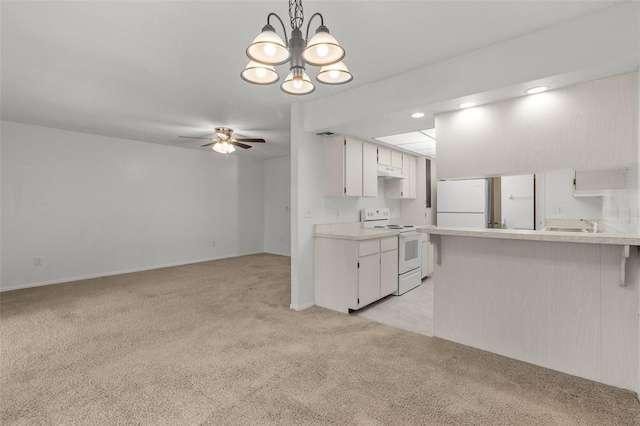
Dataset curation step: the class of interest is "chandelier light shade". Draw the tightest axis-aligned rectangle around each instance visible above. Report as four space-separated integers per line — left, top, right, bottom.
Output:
302 28 345 66
246 25 290 65
281 70 315 95
241 0 352 95
316 61 353 85
212 142 236 154
241 61 279 85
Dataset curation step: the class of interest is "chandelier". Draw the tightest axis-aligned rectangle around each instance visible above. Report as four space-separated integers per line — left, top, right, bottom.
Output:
241 0 353 95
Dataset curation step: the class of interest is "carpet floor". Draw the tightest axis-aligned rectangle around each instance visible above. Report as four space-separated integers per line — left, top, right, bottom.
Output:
1 253 639 425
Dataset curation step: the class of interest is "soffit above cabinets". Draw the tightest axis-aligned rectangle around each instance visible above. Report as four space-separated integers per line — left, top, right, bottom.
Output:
374 129 437 159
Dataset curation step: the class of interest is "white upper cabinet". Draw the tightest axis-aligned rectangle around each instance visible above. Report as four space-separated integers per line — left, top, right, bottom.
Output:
408 155 417 199
377 146 391 166
385 152 417 199
324 136 378 197
344 137 363 197
324 135 362 197
391 150 403 169
362 142 378 197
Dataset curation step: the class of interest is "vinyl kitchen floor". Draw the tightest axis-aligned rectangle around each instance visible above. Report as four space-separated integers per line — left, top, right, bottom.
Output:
354 277 434 336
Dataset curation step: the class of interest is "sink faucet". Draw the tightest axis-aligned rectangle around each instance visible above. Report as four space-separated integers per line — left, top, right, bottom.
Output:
580 219 599 233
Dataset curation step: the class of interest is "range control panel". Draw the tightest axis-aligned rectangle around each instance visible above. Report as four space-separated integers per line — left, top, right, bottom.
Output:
361 208 391 222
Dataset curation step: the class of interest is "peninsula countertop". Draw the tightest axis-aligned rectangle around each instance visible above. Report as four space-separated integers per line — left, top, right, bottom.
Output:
417 225 640 246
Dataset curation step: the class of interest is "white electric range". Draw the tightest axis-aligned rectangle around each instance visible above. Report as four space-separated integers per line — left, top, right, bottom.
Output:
361 208 422 295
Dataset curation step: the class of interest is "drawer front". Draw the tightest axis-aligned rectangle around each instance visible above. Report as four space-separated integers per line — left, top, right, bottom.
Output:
358 239 379 257
380 236 398 252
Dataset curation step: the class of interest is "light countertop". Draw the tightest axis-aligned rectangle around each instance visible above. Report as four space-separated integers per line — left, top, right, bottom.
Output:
417 225 640 246
314 222 401 241
314 228 399 241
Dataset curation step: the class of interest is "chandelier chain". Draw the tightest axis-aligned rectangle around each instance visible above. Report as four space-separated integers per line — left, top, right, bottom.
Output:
289 0 304 29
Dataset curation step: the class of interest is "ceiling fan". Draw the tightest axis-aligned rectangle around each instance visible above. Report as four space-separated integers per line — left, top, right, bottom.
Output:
179 127 265 154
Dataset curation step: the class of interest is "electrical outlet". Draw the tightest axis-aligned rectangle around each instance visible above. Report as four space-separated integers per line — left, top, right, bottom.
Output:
553 206 563 214
304 208 312 218
336 209 340 217
285 205 290 212
34 257 42 266
212 241 216 247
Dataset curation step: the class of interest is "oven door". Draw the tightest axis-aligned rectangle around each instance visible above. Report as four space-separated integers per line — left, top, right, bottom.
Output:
398 231 421 274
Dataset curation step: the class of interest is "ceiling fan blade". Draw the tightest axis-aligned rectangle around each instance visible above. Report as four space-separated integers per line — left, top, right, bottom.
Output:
179 136 215 141
231 142 252 149
200 142 216 148
234 138 265 143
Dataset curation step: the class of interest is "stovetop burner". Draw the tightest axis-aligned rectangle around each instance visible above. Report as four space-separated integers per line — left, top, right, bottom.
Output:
373 224 416 231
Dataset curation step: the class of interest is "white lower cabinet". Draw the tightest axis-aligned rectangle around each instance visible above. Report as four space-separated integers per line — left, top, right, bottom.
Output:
314 236 398 313
358 252 380 308
380 236 399 296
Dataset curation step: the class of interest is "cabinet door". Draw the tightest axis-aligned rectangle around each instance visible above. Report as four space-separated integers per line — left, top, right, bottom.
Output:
362 142 378 197
358 253 380 308
380 248 399 296
378 146 391 166
323 136 345 197
409 155 417 199
344 137 363 197
400 154 411 199
391 151 403 169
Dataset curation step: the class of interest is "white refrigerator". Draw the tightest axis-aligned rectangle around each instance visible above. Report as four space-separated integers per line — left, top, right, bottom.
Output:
437 179 488 228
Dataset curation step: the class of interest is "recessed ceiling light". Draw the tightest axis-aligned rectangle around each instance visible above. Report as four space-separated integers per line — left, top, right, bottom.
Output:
459 102 476 109
411 112 425 118
525 86 549 95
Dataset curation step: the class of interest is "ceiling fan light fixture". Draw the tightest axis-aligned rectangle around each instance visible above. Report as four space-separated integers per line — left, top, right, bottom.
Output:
316 61 352 84
246 25 290 65
302 27 345 66
212 141 236 154
241 61 279 85
281 70 315 95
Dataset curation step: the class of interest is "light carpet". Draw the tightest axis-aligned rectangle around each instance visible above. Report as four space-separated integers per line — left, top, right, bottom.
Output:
1 253 639 425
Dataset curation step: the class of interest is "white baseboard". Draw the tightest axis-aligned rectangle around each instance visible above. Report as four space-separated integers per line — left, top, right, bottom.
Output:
290 301 315 311
0 251 265 292
264 251 291 257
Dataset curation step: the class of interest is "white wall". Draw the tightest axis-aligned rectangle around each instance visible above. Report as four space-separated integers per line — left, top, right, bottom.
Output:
264 156 291 256
543 169 602 221
1 121 265 291
401 157 437 226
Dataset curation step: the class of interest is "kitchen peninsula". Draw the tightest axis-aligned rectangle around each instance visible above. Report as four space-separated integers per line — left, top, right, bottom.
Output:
419 225 640 391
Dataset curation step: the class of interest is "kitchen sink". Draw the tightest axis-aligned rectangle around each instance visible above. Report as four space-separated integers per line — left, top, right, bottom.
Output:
544 227 594 233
